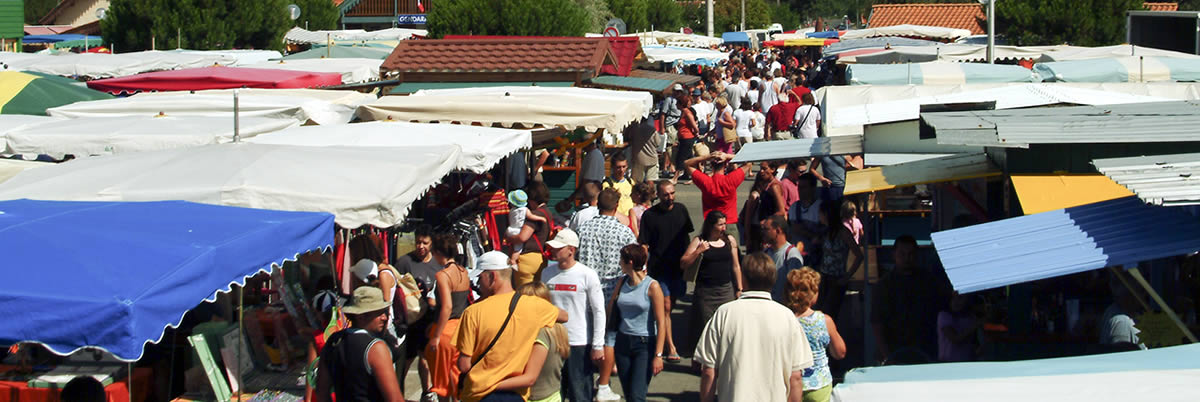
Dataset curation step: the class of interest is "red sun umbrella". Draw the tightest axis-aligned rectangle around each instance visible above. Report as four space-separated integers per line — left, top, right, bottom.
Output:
86 66 342 94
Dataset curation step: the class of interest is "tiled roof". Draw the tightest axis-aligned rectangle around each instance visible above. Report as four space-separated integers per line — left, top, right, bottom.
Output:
1144 2 1179 11
381 38 617 75
868 3 985 35
442 36 640 76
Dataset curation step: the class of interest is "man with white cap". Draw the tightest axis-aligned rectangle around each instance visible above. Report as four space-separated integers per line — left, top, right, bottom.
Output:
539 229 606 402
314 286 404 402
457 251 569 402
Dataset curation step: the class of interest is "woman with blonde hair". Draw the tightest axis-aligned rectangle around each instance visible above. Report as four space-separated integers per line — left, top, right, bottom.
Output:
786 268 846 402
492 282 570 402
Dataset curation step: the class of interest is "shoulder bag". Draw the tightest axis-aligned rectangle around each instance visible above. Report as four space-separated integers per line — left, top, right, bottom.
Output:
457 293 522 396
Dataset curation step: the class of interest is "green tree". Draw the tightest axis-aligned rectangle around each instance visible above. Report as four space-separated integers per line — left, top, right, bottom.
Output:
102 0 292 51
714 0 770 32
294 0 341 31
24 0 58 24
645 0 684 31
575 0 614 33
608 0 649 32
997 0 1142 46
768 2 803 30
427 0 589 38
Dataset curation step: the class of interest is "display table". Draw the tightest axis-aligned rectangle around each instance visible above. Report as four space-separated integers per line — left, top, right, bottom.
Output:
0 366 152 402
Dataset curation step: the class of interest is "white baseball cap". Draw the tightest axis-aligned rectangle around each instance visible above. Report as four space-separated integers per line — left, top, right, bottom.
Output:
350 259 378 282
545 228 580 249
476 251 514 271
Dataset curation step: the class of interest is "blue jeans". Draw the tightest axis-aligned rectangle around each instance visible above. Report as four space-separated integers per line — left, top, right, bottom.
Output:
562 345 594 401
614 333 655 402
479 390 524 401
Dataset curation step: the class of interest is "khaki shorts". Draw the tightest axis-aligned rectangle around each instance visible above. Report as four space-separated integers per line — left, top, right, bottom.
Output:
632 161 660 183
665 125 679 146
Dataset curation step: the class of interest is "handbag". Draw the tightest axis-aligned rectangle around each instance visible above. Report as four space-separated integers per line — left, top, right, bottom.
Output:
458 293 522 396
395 273 424 324
791 106 815 138
605 276 628 333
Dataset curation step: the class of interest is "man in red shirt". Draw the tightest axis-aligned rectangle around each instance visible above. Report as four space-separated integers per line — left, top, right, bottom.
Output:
766 90 802 141
683 151 751 241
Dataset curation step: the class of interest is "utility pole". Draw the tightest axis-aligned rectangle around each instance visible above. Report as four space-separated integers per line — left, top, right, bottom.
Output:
741 0 746 31
707 0 714 37
986 0 995 64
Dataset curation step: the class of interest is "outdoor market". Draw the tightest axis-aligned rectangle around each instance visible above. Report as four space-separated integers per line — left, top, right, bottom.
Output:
1 0 1200 401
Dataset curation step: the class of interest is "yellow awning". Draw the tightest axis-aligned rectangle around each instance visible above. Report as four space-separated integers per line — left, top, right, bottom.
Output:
1010 174 1134 215
845 153 999 195
785 38 833 47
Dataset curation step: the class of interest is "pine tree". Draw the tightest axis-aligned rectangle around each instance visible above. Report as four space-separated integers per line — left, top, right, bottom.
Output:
101 0 292 51
427 0 589 38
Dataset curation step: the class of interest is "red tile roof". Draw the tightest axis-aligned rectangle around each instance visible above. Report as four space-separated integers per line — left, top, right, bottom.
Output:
24 25 74 36
1144 2 1179 11
868 3 986 35
441 36 641 76
381 38 618 76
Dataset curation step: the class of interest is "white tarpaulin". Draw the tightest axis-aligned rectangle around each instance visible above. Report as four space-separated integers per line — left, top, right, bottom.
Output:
833 344 1200 402
248 121 531 173
358 95 643 139
241 58 382 84
170 49 283 66
0 115 61 132
411 86 654 118
284 27 426 44
839 24 972 41
1038 45 1200 62
3 50 238 78
844 44 1051 64
614 31 722 48
2 116 299 158
641 45 729 65
0 143 462 228
817 82 1200 136
0 159 50 184
48 89 374 125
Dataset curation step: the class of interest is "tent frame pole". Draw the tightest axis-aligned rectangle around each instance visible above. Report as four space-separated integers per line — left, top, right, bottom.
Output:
237 285 245 400
128 362 133 402
1125 266 1198 343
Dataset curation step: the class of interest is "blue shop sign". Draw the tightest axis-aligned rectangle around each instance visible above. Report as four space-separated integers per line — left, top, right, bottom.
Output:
397 14 427 25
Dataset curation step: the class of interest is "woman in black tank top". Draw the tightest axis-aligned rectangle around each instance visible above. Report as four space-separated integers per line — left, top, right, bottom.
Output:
679 211 744 352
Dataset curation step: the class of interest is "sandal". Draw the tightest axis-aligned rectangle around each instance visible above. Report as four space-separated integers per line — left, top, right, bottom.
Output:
665 353 683 363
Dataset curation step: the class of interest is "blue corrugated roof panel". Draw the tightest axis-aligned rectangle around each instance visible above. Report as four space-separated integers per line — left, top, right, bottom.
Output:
931 196 1200 293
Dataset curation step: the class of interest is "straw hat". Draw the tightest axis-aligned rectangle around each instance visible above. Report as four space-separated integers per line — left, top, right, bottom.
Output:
342 286 392 315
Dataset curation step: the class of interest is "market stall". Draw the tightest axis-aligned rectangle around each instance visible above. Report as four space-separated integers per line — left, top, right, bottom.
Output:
241 58 383 84
838 24 973 41
48 89 373 125
1034 56 1200 83
85 67 343 94
1 50 239 79
247 121 532 174
0 143 461 228
846 61 1037 85
279 45 392 60
0 71 112 115
1 115 299 158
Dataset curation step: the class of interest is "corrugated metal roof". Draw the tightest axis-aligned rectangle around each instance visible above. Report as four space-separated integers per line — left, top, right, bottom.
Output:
1093 152 1200 206
730 135 863 163
925 100 1200 147
1011 174 1134 214
586 76 674 93
863 153 954 166
0 0 22 39
845 153 998 195
931 196 1200 293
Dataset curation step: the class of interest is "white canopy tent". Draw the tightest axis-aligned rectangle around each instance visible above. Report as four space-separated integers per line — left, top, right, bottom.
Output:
248 121 531 174
169 49 283 66
0 159 50 184
617 31 723 48
284 27 426 44
2 116 299 158
640 45 730 65
2 50 238 79
817 82 1200 136
843 44 1052 64
411 86 654 117
48 89 374 125
1038 45 1200 62
241 58 382 84
839 24 973 41
0 143 462 228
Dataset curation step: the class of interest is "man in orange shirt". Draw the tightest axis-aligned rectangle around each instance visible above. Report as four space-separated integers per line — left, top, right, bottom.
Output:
684 151 751 241
455 252 569 402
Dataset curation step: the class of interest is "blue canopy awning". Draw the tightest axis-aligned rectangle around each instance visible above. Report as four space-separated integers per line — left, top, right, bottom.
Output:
0 199 334 361
23 34 102 44
806 30 840 39
931 196 1200 293
721 32 751 44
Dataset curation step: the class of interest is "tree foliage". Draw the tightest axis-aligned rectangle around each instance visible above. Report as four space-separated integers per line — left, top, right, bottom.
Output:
294 0 341 31
427 0 590 38
575 0 614 33
24 0 58 24
996 0 1142 46
713 0 771 32
101 0 291 51
608 0 649 32
645 0 685 31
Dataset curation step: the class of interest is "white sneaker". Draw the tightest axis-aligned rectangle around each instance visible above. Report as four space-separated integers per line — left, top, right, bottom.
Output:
595 384 622 402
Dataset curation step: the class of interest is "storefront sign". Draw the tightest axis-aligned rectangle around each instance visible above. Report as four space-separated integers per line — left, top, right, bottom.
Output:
397 14 427 25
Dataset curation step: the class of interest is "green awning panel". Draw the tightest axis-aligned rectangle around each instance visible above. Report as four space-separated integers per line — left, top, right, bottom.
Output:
387 81 574 95
586 75 674 93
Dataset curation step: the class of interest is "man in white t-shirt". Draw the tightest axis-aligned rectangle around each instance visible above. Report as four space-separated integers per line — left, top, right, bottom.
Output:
541 229 606 402
695 253 813 402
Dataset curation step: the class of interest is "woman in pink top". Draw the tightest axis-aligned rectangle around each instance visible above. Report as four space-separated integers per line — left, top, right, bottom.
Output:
628 181 655 238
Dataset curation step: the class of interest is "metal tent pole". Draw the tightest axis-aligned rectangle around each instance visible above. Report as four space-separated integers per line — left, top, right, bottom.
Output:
237 285 244 400
1127 266 1198 343
233 90 241 143
128 362 133 402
